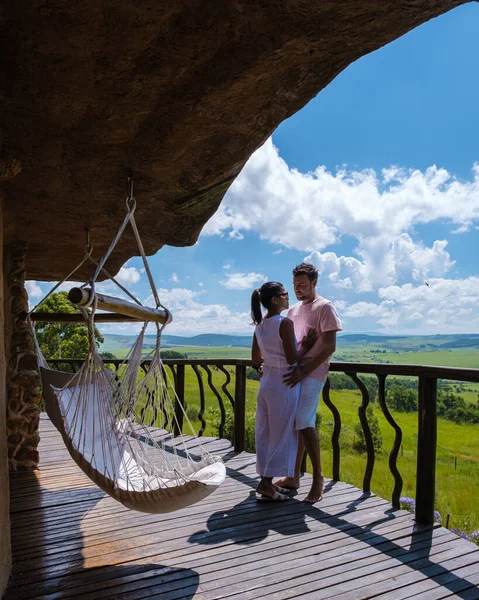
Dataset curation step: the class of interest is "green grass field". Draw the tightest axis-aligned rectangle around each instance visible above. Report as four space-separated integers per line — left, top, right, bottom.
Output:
315 389 479 535
167 346 251 359
335 348 479 369
113 345 252 359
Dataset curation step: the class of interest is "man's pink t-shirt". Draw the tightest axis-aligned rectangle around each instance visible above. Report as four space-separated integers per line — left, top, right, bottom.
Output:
287 296 342 382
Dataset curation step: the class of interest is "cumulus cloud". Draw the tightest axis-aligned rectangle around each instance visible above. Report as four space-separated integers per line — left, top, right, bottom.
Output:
25 281 43 299
341 277 479 334
144 288 250 335
203 138 477 291
221 272 267 290
116 266 141 285
304 251 371 292
305 234 455 291
204 138 479 247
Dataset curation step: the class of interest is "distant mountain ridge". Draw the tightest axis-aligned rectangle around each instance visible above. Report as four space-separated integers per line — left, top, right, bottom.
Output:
100 332 479 353
100 333 254 352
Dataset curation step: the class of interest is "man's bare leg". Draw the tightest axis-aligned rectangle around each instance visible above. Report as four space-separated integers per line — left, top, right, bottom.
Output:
300 426 323 502
274 435 305 490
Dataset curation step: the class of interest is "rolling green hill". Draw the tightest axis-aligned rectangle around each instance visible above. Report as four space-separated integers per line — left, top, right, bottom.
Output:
100 332 479 368
100 333 253 354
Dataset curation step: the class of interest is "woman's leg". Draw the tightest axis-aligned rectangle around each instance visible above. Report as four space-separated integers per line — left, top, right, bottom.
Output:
260 379 299 479
255 387 268 480
256 476 275 497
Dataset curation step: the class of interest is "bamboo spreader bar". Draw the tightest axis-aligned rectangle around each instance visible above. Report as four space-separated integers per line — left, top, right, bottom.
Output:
29 312 143 323
68 287 172 324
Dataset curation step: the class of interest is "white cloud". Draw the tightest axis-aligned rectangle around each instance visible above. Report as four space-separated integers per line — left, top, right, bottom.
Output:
203 138 478 291
341 277 479 334
304 251 371 292
144 288 250 335
390 235 455 283
171 273 179 283
25 281 43 299
221 272 267 290
304 234 455 291
116 266 140 285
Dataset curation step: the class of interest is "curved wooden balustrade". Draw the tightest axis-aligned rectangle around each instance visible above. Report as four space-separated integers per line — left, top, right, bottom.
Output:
47 358 479 526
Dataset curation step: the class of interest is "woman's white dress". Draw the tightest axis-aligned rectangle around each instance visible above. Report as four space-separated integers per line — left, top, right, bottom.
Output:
254 315 299 478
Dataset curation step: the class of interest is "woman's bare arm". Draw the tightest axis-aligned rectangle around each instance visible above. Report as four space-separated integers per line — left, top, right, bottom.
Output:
280 319 317 365
251 333 263 367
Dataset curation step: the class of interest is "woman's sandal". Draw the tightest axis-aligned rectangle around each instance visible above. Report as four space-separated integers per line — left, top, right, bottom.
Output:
256 490 289 502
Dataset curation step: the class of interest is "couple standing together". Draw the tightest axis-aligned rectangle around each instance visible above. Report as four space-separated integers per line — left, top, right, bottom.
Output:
251 263 342 503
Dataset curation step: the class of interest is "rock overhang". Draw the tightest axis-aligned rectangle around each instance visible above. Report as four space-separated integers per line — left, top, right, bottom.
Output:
0 0 469 281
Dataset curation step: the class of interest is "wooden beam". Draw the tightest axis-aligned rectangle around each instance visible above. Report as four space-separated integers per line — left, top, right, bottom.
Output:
68 287 171 324
28 312 143 323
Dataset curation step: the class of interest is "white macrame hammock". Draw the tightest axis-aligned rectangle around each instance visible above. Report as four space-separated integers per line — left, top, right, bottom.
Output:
30 183 226 514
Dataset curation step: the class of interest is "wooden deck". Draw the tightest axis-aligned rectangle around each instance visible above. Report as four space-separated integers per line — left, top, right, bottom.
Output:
5 416 479 600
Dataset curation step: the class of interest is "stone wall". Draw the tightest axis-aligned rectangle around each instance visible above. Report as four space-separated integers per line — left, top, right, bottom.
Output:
0 200 12 594
6 244 41 471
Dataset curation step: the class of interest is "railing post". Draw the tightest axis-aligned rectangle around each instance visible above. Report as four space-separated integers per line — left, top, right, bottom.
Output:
173 364 185 437
415 376 437 525
234 363 246 452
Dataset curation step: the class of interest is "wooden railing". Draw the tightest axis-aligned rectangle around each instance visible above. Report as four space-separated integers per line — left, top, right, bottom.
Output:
48 358 479 526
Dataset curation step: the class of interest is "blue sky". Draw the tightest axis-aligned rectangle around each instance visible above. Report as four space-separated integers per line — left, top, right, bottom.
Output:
28 3 479 337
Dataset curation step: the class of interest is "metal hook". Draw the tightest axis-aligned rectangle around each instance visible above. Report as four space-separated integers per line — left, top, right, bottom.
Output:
127 172 134 199
126 171 136 212
84 228 93 255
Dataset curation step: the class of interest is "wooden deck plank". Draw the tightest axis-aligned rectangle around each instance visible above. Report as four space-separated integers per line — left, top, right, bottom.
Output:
195 539 474 600
11 483 363 557
14 512 421 600
8 513 407 600
37 527 454 600
9 506 410 600
376 562 479 599
11 492 391 582
5 416 479 600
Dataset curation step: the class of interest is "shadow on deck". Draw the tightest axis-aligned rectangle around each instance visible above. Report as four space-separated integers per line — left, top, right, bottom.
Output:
5 416 479 600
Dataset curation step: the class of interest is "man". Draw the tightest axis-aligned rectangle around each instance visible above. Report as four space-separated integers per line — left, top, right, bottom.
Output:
275 262 342 503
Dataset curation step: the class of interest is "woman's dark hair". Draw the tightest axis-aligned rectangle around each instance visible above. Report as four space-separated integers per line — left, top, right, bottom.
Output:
292 262 318 283
251 281 284 325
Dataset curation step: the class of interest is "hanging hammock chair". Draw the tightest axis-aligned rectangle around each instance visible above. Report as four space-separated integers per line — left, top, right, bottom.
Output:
29 178 226 513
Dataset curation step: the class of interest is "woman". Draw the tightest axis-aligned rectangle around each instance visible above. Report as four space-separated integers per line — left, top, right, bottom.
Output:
251 281 316 501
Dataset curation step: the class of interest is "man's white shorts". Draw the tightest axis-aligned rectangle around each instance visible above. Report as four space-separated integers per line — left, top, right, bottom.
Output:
295 377 325 430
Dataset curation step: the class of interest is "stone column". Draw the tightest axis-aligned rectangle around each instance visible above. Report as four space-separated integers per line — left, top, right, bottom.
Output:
0 198 12 594
6 244 41 471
